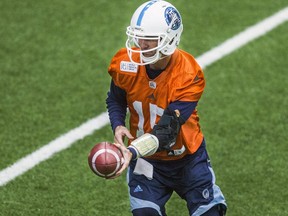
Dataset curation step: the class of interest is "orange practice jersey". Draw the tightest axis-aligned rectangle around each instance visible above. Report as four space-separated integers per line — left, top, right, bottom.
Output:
108 48 205 160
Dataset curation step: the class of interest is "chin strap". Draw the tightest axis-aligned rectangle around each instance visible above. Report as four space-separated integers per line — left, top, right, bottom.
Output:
140 52 160 65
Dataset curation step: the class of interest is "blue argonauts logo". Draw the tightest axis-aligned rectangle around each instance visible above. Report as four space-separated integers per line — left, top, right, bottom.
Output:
164 7 181 30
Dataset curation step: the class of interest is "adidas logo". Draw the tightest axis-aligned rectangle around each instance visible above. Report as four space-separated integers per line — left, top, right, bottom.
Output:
133 185 143 193
147 93 156 100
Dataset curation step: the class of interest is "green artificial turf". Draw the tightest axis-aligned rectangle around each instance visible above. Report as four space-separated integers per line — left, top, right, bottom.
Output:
0 0 287 215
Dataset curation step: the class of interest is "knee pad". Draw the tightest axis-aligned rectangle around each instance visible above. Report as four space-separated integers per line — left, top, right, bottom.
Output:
132 207 161 216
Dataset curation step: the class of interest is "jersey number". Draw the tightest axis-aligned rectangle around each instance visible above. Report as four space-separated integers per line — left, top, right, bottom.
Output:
133 101 164 137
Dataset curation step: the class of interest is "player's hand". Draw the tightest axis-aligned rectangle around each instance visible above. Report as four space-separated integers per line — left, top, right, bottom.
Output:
114 125 134 146
107 143 132 179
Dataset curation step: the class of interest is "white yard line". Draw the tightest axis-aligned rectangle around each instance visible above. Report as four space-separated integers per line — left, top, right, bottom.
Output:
0 112 110 186
1 7 288 187
196 7 288 68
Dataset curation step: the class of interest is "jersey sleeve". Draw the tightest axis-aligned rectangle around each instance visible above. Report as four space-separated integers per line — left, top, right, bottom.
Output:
108 48 138 92
106 80 127 132
171 55 205 102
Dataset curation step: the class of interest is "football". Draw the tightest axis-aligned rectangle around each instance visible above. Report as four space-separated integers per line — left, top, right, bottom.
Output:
88 142 123 178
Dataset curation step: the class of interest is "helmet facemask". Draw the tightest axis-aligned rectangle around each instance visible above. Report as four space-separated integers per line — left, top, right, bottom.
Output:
126 28 169 65
125 1 183 66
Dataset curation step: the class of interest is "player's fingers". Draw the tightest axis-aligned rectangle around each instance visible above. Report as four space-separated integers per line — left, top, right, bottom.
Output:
125 131 134 140
105 152 126 180
115 126 134 141
114 136 124 146
115 144 132 163
113 143 131 176
107 160 127 180
114 143 124 150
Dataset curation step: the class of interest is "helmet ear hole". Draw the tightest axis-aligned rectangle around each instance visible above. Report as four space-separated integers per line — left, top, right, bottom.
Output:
169 38 175 45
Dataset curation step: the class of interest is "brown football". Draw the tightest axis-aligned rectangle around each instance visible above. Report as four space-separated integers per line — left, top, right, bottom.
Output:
88 142 123 178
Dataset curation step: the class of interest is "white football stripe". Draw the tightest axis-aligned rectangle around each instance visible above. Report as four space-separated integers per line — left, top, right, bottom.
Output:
104 149 121 177
1 6 288 186
91 149 107 177
91 148 121 177
0 112 110 186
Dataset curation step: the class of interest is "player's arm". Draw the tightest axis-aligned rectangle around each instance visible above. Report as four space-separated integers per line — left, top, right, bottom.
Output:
113 101 198 179
152 101 198 151
106 80 134 145
106 80 127 132
125 101 198 160
121 101 198 159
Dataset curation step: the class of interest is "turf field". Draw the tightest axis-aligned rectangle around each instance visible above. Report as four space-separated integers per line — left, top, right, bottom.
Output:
0 0 288 215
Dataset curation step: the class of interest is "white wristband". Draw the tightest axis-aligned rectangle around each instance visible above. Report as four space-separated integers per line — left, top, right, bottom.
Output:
130 133 159 158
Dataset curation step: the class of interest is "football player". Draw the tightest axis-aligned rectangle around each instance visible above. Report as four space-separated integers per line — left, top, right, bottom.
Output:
106 1 227 215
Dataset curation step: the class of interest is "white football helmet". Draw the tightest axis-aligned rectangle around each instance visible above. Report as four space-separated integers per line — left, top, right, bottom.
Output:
126 0 183 65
